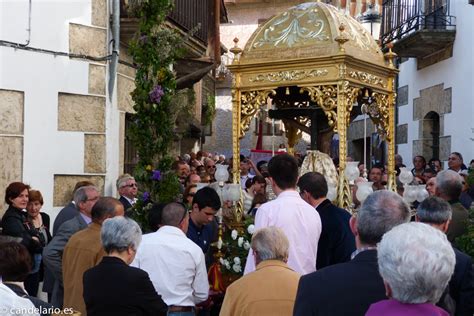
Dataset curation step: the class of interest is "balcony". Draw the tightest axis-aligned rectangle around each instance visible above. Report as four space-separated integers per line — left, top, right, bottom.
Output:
120 0 228 88
120 0 227 47
381 0 455 62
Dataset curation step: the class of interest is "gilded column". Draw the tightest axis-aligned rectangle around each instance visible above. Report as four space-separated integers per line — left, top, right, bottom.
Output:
336 80 352 209
386 77 397 192
231 86 241 184
384 46 398 192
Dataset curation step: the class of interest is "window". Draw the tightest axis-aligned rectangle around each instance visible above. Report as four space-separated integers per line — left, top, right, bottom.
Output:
124 113 139 175
421 111 440 160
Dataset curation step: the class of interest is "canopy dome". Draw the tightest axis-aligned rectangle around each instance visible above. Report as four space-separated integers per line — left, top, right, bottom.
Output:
241 2 384 66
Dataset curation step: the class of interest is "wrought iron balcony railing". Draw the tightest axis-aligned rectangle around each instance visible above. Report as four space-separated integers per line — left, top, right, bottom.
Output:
120 0 211 44
168 0 211 44
381 0 455 46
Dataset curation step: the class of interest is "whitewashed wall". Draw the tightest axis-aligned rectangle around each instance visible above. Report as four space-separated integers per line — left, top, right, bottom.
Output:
0 0 121 221
396 1 474 168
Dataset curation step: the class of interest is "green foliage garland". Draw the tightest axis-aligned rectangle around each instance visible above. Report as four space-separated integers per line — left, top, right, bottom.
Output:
127 0 183 230
202 95 216 127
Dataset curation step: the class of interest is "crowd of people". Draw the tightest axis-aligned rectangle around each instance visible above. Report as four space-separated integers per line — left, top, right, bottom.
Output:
0 149 473 316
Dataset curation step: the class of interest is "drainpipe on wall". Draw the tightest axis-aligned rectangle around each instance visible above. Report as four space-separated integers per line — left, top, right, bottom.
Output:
20 0 32 47
108 0 120 101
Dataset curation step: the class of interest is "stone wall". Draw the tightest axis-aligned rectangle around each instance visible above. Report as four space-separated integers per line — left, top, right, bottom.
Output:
396 124 408 144
0 89 24 215
53 175 105 207
58 93 106 132
52 1 109 206
412 84 452 160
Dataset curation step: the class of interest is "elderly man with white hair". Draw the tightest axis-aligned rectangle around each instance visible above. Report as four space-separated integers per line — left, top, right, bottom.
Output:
220 226 300 316
435 170 469 242
116 174 138 214
83 216 167 316
366 222 455 315
415 196 474 316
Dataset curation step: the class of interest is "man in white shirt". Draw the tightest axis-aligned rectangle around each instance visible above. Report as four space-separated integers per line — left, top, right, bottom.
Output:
132 202 208 315
0 282 39 316
244 154 322 275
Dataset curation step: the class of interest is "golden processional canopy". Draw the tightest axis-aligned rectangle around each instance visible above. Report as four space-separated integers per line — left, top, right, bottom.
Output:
227 1 398 211
241 2 384 66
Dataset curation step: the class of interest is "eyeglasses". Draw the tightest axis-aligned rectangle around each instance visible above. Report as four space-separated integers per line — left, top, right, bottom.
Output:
188 192 196 197
207 165 216 169
122 183 137 188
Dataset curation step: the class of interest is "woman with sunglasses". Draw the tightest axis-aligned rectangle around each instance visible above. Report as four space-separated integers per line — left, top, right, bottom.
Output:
183 184 198 210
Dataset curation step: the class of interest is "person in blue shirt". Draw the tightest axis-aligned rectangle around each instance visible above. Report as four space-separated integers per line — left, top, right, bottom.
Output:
186 186 221 267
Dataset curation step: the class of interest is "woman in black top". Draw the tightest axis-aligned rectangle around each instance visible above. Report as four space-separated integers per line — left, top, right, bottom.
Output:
24 189 52 296
1 182 42 252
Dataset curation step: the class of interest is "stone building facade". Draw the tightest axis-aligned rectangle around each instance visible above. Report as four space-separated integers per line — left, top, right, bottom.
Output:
0 0 223 218
0 0 110 217
394 1 474 168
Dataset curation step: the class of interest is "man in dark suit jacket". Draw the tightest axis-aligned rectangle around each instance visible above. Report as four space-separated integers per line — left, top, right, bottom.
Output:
43 185 99 308
293 191 411 316
297 172 355 269
83 216 167 316
116 174 138 216
416 196 474 316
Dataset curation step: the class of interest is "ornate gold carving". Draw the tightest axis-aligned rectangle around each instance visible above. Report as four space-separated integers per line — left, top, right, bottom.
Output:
240 90 276 139
326 5 381 53
230 38 243 64
334 24 349 53
386 76 397 191
283 123 302 155
249 69 328 83
384 44 398 69
251 3 331 49
337 170 353 210
349 71 386 88
368 92 391 142
341 81 360 127
300 85 338 131
336 80 352 209
232 88 241 184
338 63 347 79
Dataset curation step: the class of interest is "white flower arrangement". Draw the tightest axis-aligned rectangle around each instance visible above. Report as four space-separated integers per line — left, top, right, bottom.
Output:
232 263 242 273
247 224 255 235
223 259 231 270
220 219 254 275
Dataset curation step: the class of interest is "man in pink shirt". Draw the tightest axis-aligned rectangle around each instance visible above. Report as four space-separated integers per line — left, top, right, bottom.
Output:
244 154 322 275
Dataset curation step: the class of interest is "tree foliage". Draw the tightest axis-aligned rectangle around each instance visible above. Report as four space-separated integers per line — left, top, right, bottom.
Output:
127 0 183 229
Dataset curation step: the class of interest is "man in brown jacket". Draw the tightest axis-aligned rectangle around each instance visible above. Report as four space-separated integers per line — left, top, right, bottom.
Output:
220 226 300 316
62 197 124 315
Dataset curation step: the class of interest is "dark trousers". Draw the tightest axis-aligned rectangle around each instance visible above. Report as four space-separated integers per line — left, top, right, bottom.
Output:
24 271 40 296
